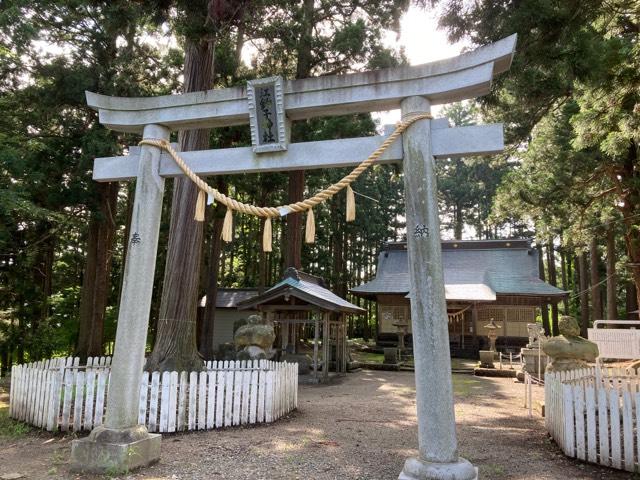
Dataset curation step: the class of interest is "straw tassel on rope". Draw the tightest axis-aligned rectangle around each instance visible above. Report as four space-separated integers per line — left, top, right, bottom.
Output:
194 189 206 222
346 185 356 222
221 208 234 242
263 217 272 252
305 208 315 244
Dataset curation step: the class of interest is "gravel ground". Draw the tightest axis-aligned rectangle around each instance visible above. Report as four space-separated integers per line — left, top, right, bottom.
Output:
1 370 635 480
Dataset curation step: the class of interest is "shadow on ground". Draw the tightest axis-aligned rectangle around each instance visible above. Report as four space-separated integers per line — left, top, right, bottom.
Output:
0 370 635 480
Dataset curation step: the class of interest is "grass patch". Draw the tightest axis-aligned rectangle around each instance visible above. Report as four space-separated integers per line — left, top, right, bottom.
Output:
0 406 32 438
351 351 384 363
452 375 483 398
480 463 506 477
450 358 477 370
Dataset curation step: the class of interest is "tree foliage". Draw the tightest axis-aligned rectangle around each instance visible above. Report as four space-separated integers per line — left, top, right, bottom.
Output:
3 0 638 369
437 0 640 321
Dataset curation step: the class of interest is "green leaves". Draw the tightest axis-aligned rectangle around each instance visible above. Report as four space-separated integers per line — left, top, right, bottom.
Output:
434 0 639 261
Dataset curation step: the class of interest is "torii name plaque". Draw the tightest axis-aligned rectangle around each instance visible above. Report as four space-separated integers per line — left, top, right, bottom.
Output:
247 75 288 153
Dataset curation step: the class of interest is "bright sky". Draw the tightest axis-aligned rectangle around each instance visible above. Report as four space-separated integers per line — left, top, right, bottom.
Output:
376 5 468 126
391 5 466 64
35 4 466 130
241 5 467 125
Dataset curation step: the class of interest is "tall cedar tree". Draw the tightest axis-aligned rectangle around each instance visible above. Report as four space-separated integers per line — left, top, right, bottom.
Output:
0 1 180 365
151 0 414 368
146 0 250 372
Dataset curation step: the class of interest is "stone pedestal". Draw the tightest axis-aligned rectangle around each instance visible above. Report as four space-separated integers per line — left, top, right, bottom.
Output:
384 347 399 364
281 353 313 374
479 350 495 368
71 426 160 474
399 457 478 480
521 347 548 375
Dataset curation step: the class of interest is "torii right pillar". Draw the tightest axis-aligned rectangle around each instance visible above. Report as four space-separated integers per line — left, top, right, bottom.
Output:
399 96 477 480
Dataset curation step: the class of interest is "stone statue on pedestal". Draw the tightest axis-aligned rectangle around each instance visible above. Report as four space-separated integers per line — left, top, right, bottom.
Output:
526 323 547 348
542 316 599 372
521 323 549 375
234 314 276 360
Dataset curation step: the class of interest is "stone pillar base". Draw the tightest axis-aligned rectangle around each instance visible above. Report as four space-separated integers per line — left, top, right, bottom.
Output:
399 457 478 480
70 426 161 474
478 350 495 369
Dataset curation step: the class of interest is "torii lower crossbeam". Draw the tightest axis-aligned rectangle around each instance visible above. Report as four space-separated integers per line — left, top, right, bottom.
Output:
92 121 503 182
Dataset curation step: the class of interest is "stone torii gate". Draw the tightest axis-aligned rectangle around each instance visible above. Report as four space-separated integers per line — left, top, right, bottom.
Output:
71 35 517 479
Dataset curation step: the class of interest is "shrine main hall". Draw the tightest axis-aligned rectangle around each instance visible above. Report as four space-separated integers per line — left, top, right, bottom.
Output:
351 239 566 356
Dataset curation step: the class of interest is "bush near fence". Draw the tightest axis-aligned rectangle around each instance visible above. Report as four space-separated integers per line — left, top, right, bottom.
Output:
546 366 640 473
9 357 298 433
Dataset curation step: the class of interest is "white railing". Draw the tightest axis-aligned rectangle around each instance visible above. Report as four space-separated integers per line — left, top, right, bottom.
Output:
523 370 544 418
9 356 298 433
588 320 640 361
498 352 522 370
546 366 640 472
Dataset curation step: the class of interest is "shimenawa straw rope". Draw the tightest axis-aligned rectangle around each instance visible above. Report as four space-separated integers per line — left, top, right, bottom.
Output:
139 112 432 251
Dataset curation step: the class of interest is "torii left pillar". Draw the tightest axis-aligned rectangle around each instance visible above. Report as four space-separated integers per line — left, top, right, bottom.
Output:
71 124 169 473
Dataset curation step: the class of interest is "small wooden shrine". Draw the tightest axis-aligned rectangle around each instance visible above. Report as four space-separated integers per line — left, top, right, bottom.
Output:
238 268 364 381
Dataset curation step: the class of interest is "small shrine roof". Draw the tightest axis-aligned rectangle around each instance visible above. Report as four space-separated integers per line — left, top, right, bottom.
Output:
199 288 259 309
238 268 364 314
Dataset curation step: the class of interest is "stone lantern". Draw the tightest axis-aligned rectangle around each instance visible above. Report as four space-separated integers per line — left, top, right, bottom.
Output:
393 317 410 360
484 318 501 352
479 318 501 368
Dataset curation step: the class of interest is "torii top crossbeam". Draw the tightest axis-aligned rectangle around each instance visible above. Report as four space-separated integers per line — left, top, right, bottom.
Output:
86 34 516 133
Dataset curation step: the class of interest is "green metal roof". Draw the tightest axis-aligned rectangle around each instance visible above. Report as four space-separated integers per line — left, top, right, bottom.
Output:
238 268 365 314
352 240 567 302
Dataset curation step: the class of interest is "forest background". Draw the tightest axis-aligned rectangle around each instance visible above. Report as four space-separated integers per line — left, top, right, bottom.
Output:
0 0 638 373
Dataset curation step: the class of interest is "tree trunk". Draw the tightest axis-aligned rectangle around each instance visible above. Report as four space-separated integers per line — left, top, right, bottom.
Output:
547 240 559 336
145 38 214 372
560 248 570 313
258 243 267 293
578 251 590 337
284 0 315 271
537 244 551 335
606 227 617 319
295 0 315 80
590 237 603 322
26 222 55 360
76 182 119 361
258 181 269 293
614 142 640 312
0 347 9 377
285 170 304 269
454 203 463 240
331 197 346 297
198 180 227 360
31 226 55 355
627 283 639 319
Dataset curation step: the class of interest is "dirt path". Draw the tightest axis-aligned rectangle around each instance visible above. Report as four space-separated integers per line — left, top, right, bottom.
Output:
1 371 634 479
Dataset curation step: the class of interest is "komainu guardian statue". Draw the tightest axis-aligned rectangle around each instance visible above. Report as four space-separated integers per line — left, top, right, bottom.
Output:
234 314 276 360
543 315 599 372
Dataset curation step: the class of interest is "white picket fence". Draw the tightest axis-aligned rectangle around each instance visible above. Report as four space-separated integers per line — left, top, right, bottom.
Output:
588 320 640 361
9 356 298 433
546 367 640 472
